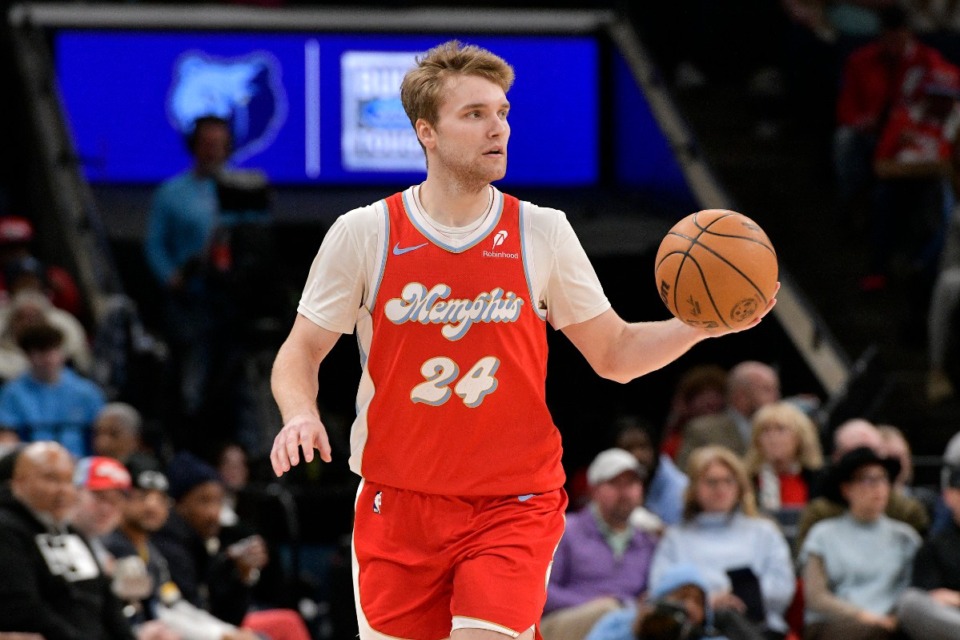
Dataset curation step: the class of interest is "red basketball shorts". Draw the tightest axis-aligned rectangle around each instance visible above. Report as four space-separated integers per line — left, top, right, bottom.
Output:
352 479 568 639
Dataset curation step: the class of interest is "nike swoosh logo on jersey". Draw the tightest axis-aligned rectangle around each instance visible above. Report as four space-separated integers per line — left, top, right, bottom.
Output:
518 494 535 502
393 242 428 255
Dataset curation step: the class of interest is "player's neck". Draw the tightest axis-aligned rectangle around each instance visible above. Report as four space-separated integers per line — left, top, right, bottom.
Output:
418 177 492 228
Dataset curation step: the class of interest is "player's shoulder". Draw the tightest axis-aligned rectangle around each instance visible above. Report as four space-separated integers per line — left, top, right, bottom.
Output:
516 197 568 224
334 199 385 234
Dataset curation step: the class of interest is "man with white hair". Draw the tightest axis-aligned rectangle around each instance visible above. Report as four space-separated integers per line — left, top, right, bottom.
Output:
795 418 929 552
677 361 781 470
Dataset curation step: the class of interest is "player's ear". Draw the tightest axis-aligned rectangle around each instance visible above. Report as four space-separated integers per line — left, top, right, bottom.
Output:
415 118 436 150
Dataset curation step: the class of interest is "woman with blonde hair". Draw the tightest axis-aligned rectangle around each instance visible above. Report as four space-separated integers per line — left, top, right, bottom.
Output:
650 446 795 639
745 401 825 514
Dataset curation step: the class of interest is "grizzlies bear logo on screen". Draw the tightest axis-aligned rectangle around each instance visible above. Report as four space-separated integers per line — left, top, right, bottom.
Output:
167 51 288 164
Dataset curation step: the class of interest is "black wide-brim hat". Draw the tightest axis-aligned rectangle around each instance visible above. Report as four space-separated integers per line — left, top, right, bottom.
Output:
825 446 901 505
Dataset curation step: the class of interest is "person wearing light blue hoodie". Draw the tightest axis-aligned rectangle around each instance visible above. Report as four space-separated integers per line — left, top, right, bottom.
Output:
648 447 795 639
585 563 765 640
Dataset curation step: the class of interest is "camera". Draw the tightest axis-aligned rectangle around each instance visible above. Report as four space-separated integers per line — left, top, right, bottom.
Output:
636 600 702 640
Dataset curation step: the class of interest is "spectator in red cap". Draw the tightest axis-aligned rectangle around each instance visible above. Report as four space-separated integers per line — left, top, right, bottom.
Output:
0 215 82 317
72 456 133 569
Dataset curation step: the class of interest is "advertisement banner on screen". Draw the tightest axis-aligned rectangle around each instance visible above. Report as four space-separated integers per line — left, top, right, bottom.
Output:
341 51 424 172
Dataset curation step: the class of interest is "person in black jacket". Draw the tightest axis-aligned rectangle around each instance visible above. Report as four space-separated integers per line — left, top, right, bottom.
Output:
895 464 960 639
0 441 135 640
152 451 310 640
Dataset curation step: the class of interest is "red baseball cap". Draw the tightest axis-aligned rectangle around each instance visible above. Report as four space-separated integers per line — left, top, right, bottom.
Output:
74 456 132 491
0 216 34 244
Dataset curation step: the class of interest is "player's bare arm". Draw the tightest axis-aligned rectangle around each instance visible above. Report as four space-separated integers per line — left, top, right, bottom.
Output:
270 314 342 476
562 291 777 384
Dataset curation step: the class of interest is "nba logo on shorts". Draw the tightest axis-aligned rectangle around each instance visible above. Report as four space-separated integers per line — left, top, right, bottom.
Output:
373 491 382 514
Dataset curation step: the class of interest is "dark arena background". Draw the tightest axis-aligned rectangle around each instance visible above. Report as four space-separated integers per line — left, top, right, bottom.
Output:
2 2 958 637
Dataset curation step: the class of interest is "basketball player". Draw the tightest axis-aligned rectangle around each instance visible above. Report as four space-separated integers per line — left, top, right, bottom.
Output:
270 40 777 640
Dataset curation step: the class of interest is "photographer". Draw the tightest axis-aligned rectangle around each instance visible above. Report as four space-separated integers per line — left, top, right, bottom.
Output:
585 563 765 640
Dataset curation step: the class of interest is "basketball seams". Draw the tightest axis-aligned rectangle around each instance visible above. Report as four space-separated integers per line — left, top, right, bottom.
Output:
688 243 774 304
655 209 777 329
684 254 733 330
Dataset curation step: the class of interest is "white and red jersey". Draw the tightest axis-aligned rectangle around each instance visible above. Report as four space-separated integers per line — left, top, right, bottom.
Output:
298 185 610 496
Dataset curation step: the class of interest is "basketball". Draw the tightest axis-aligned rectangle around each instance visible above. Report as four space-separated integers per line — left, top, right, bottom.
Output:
654 209 778 330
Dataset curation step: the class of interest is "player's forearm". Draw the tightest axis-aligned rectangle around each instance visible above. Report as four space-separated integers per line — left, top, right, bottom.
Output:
600 318 707 383
271 338 323 424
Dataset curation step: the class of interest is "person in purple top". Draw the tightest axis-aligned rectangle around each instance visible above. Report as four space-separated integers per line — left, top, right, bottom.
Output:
541 448 658 640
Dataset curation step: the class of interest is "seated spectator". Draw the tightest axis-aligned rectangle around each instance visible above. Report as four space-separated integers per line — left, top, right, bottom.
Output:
650 446 795 639
927 202 960 403
542 448 657 640
104 459 263 640
799 447 920 640
585 563 765 640
72 456 133 570
215 441 249 527
615 417 689 529
744 401 825 547
659 364 728 461
796 419 929 551
93 402 162 471
0 215 82 317
153 451 309 640
677 361 781 470
0 426 19 457
0 289 93 381
895 461 960 640
0 441 134 638
878 423 939 519
0 322 105 457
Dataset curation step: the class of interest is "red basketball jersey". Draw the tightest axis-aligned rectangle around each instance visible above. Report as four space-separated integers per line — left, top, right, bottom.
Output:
360 190 564 496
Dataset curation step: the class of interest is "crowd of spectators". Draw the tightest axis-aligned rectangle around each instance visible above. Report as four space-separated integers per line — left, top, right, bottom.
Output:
540 357 958 640
2 3 960 639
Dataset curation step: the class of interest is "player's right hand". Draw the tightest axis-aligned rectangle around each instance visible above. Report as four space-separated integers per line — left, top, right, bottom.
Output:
270 413 332 477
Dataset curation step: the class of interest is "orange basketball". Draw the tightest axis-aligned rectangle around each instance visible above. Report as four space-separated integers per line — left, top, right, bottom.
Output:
654 209 778 330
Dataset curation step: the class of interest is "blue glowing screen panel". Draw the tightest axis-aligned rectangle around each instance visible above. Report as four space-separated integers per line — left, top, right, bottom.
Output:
55 31 600 186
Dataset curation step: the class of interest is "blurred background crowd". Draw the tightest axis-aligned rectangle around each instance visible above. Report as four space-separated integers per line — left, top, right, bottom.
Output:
3 0 960 639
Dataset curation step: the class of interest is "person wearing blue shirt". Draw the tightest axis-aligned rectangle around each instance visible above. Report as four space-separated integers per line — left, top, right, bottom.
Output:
144 115 233 442
0 322 105 457
615 420 689 527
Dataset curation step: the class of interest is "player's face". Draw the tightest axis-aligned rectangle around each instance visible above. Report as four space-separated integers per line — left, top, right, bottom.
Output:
420 74 510 187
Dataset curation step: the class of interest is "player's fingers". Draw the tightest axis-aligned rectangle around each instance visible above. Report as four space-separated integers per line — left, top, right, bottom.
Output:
285 429 303 469
314 429 333 463
270 436 286 477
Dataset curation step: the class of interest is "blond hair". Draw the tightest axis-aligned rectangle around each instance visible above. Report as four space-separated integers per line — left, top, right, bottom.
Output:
400 40 515 129
744 401 824 476
682 446 758 521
